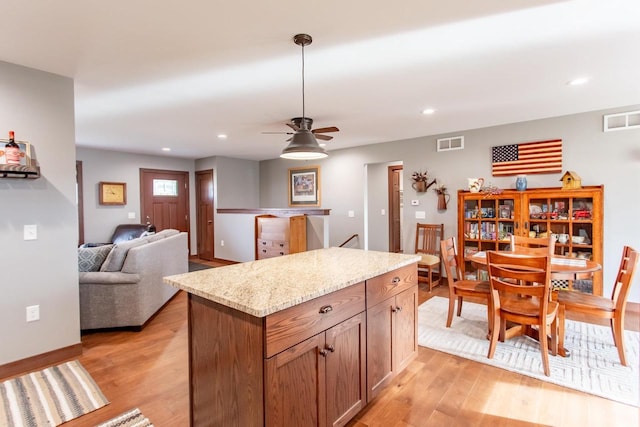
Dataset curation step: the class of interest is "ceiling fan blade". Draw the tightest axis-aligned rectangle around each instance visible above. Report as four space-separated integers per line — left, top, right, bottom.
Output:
312 126 339 134
262 131 294 135
315 134 333 141
286 123 300 131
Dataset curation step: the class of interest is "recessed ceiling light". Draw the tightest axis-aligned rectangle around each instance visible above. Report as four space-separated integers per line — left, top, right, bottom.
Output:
568 77 589 86
161 147 171 152
319 143 327 147
217 134 228 139
422 108 435 115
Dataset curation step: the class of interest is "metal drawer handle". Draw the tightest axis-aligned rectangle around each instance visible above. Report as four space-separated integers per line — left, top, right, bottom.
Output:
325 344 335 353
392 276 401 285
392 305 402 313
319 305 333 314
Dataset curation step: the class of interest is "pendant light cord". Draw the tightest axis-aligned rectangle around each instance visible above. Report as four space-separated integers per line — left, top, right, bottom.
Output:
301 42 306 126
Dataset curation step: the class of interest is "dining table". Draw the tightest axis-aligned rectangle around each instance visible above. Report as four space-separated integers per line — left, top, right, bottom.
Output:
467 250 602 357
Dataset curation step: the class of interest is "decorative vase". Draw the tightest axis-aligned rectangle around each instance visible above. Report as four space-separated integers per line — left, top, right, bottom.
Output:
437 193 449 211
516 175 527 191
412 180 427 193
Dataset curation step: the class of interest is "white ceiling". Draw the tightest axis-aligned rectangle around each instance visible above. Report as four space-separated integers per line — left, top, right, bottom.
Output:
2 0 639 161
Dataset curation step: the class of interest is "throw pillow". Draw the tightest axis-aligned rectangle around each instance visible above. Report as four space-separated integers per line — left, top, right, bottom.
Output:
99 237 149 272
78 244 114 272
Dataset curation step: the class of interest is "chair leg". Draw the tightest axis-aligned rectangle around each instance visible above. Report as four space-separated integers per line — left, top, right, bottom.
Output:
487 309 501 359
446 296 455 328
550 316 558 357
612 315 627 366
558 304 566 358
539 321 550 376
428 266 433 292
456 296 463 317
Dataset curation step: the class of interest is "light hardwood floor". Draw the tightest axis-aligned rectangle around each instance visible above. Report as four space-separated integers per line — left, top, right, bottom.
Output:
23 263 640 426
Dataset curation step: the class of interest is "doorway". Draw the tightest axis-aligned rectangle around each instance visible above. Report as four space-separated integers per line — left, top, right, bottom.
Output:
140 168 190 242
195 170 215 261
388 165 403 253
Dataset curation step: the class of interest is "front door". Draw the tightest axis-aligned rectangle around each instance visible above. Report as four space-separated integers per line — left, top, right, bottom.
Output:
196 170 215 261
140 168 190 241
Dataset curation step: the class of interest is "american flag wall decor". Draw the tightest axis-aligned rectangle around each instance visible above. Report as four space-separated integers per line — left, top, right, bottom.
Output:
491 139 562 176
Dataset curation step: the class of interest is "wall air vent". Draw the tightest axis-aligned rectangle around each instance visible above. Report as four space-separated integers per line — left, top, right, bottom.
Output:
603 110 640 132
437 136 464 152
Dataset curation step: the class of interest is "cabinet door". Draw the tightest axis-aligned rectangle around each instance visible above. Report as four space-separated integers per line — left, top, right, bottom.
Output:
366 298 394 401
325 312 366 427
265 333 326 427
393 286 418 374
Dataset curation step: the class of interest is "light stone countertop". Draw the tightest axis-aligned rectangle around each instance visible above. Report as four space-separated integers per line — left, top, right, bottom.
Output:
164 247 420 317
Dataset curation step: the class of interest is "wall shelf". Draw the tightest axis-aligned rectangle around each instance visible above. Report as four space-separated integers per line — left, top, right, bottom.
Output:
0 164 40 179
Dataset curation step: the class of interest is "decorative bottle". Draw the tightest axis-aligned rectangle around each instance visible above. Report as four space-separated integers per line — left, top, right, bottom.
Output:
4 130 21 165
515 175 527 191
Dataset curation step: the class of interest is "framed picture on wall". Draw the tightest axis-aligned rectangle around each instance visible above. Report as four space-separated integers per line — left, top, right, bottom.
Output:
0 140 32 166
288 166 320 207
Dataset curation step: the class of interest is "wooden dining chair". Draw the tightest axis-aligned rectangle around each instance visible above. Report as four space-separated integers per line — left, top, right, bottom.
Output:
486 251 558 376
415 223 444 291
510 235 555 256
557 245 639 366
440 236 491 328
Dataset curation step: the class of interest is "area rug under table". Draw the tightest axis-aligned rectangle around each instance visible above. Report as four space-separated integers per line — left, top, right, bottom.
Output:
0 360 109 426
417 296 639 407
96 407 153 427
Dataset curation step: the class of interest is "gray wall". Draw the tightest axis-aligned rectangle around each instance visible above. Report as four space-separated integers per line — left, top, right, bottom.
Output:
195 156 260 261
76 147 197 252
260 105 640 303
0 62 79 364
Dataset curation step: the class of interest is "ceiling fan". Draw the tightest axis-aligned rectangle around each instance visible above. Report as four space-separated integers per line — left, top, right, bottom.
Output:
263 34 339 159
263 116 339 142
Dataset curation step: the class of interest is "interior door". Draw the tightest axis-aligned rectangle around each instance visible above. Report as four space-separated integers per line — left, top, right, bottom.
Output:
140 168 190 239
196 170 214 261
388 165 402 253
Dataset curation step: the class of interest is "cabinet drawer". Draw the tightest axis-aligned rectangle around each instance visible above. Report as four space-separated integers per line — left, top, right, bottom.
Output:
265 282 365 357
257 246 289 259
257 239 289 249
366 264 417 308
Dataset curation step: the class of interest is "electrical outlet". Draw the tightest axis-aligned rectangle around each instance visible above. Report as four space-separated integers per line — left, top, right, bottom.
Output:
220 240 225 247
380 209 386 215
128 212 136 219
26 305 40 322
411 200 419 206
24 224 37 240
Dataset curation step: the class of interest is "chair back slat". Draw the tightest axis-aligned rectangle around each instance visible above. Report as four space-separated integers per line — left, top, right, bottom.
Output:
510 235 555 256
612 246 639 312
440 236 462 284
487 251 551 315
415 223 443 256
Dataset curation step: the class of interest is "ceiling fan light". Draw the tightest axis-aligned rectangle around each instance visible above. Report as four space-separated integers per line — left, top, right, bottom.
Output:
280 129 328 159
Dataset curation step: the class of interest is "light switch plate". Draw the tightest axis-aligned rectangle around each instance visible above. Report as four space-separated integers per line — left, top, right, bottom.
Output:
348 210 355 218
411 200 419 206
415 211 426 219
128 212 136 219
24 224 37 240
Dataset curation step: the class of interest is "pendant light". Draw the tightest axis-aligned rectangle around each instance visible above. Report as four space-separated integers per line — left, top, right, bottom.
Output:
280 34 328 160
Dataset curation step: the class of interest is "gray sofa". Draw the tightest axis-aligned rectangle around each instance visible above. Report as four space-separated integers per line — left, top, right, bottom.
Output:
78 229 188 330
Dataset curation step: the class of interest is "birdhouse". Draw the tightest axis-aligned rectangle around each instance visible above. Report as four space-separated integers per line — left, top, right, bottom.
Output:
560 171 582 190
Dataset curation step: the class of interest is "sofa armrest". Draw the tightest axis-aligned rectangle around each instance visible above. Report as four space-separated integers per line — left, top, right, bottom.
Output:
79 271 141 285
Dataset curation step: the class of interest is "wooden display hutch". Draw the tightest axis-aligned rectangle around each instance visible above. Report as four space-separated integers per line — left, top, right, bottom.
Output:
457 185 603 295
255 214 307 260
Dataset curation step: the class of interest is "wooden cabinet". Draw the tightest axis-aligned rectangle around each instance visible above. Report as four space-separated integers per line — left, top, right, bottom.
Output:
265 312 366 427
255 214 307 260
365 264 418 400
187 263 417 427
458 185 604 295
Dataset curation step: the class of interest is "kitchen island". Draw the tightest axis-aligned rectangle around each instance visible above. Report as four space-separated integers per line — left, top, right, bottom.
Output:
164 247 420 427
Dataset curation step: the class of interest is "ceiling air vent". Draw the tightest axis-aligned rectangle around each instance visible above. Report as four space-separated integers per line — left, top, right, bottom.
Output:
437 136 464 152
603 110 640 132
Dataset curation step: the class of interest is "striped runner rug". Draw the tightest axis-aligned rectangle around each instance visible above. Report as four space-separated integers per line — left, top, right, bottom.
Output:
418 296 639 407
96 408 153 427
0 360 109 426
